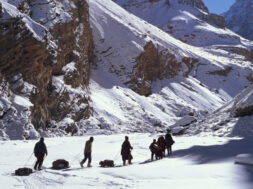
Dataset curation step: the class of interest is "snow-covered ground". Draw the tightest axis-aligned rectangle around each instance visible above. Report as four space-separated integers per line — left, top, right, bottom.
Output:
1 134 253 188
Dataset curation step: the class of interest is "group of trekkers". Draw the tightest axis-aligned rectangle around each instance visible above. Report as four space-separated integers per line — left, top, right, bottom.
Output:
149 129 174 161
33 130 174 170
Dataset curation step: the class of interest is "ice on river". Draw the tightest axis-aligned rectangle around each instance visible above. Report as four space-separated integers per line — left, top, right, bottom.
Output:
0 134 253 189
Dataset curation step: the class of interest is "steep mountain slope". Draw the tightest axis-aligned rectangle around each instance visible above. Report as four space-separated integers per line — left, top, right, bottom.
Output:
1 0 253 140
86 0 253 135
0 0 93 139
113 0 253 49
224 0 253 41
180 84 253 137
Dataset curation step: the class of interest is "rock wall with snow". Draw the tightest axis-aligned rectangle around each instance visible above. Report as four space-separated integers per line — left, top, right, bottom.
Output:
88 0 253 136
0 0 93 139
224 0 253 41
182 85 253 137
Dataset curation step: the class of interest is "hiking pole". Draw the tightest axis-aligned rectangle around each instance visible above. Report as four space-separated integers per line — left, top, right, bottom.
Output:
24 152 34 167
71 150 83 164
113 149 121 161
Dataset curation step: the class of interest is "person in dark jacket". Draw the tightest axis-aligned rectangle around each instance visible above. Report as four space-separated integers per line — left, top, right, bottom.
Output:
165 129 174 156
149 139 158 161
34 137 48 170
121 136 133 166
80 137 94 168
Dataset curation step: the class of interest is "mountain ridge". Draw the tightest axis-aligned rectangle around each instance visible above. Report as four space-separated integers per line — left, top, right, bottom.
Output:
224 0 253 41
0 0 253 139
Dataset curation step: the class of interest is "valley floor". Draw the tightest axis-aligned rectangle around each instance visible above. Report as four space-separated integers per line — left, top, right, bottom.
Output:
1 134 253 189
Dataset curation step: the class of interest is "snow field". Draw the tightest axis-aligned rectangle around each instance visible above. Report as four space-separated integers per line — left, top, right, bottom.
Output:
1 134 253 188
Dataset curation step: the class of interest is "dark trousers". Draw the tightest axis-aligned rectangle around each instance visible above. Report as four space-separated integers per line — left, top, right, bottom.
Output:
151 152 158 161
34 153 45 170
167 146 172 155
81 152 92 164
122 153 132 165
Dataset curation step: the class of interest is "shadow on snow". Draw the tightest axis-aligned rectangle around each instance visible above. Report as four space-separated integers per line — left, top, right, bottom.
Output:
173 137 253 183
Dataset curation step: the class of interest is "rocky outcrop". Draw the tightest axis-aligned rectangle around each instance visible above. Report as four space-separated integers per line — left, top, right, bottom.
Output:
126 41 200 96
126 41 180 96
178 0 209 13
0 0 93 137
217 46 253 62
202 14 226 29
206 67 232 77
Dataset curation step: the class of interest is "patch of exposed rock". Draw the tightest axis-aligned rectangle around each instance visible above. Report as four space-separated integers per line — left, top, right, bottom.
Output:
178 0 209 13
202 14 226 29
217 46 253 62
0 0 93 139
126 41 199 96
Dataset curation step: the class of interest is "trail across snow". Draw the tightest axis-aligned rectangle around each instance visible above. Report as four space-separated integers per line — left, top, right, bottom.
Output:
1 134 253 189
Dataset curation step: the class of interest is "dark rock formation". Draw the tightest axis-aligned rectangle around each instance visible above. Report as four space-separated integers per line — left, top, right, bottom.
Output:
0 0 94 134
127 41 199 96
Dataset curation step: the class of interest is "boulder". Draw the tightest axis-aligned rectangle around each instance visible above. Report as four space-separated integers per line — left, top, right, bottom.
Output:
170 116 197 135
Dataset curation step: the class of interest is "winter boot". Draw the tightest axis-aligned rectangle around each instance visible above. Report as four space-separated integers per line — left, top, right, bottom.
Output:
87 162 92 167
128 159 132 165
38 161 43 170
80 162 84 168
34 162 38 170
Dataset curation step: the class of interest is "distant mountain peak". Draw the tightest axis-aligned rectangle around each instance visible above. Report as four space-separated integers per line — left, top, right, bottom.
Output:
177 0 209 13
224 0 253 40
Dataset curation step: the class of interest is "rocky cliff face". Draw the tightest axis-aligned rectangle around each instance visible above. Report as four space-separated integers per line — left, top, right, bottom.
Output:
0 0 93 139
177 0 226 28
178 0 208 12
224 0 253 40
1 0 253 140
126 41 198 96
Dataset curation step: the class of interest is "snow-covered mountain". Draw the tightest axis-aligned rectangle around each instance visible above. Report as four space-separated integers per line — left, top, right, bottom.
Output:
224 0 253 41
178 84 253 137
1 0 253 140
88 0 253 137
112 0 253 48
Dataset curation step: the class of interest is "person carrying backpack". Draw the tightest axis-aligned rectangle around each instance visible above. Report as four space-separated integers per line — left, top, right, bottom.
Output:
80 137 94 168
149 139 158 161
121 136 133 166
34 137 48 170
157 136 166 158
165 129 174 156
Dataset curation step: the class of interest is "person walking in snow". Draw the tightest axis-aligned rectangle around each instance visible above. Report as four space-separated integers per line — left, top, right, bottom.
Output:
165 129 174 156
80 137 94 168
149 139 158 161
157 136 166 158
34 137 48 170
121 136 133 166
